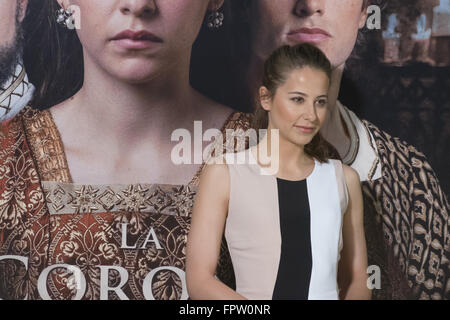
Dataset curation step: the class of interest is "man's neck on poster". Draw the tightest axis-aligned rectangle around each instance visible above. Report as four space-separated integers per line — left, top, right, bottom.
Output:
321 63 352 159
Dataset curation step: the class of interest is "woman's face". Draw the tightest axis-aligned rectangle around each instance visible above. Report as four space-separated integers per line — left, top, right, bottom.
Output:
261 67 329 147
60 0 221 83
251 0 368 69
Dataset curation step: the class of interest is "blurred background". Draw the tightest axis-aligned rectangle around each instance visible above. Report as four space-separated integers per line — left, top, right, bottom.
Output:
340 0 450 195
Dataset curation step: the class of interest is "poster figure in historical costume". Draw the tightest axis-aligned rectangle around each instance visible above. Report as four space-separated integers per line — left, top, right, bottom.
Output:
0 0 251 300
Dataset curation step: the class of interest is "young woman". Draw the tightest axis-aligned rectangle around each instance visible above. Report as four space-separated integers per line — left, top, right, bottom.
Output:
225 0 449 300
187 44 371 300
0 0 251 300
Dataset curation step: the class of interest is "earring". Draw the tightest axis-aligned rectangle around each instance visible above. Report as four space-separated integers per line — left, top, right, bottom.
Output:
56 8 75 29
207 10 224 29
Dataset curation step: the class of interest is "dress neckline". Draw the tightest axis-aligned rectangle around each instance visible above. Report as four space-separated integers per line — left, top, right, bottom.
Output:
247 146 318 182
24 107 240 187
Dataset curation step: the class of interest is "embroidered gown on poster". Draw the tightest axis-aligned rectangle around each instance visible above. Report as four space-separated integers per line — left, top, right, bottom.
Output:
0 106 251 300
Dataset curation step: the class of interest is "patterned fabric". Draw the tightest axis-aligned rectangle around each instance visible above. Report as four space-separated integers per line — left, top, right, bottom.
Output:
0 107 252 300
0 63 34 122
361 120 449 300
42 182 197 216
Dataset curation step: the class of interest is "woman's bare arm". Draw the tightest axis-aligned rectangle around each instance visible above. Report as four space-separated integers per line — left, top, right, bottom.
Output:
186 161 246 300
338 165 371 300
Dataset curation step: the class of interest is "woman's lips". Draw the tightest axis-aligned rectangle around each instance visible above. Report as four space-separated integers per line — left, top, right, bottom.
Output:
114 39 157 49
111 30 163 50
287 27 331 44
294 125 315 133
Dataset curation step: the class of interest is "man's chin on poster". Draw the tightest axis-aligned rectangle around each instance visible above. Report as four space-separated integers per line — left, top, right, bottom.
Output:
0 0 34 122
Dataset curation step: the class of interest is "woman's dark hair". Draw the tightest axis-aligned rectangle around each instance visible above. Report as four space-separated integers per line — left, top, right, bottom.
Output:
22 0 83 109
253 43 339 163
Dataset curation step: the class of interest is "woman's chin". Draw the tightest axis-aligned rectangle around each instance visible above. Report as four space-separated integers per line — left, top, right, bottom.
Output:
284 135 313 149
108 66 160 84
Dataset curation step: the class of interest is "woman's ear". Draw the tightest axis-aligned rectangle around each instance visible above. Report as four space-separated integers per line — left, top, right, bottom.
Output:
358 3 369 29
259 86 272 112
57 0 71 9
17 0 29 23
208 0 225 11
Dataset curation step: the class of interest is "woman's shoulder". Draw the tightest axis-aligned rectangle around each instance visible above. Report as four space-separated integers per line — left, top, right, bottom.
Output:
324 159 360 187
197 160 230 196
342 163 360 185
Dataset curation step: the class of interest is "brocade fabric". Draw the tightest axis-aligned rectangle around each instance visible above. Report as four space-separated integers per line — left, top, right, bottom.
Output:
0 107 252 300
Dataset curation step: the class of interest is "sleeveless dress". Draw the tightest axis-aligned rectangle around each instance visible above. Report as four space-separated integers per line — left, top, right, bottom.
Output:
223 146 349 300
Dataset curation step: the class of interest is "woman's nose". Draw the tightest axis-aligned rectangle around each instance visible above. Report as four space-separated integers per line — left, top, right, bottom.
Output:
120 0 157 17
302 103 319 122
294 0 325 18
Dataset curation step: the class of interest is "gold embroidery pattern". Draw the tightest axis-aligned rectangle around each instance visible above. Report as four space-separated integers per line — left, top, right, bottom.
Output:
43 182 198 216
0 111 50 300
362 120 449 300
22 107 72 183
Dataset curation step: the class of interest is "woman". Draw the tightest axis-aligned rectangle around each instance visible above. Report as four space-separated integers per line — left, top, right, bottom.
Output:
187 44 371 300
0 0 251 300
224 0 449 300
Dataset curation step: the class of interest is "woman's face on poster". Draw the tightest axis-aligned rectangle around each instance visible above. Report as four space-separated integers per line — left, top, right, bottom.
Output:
251 0 368 69
58 0 222 83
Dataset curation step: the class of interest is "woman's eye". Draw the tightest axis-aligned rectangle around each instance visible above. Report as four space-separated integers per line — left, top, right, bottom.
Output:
291 97 304 103
317 99 328 107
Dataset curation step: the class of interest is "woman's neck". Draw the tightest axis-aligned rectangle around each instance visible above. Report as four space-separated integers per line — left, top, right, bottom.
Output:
49 50 233 185
61 51 201 146
257 128 312 179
